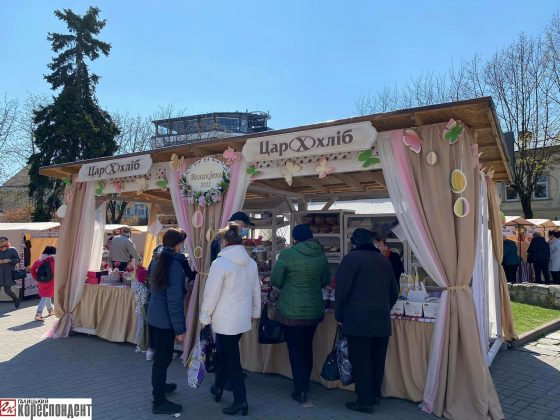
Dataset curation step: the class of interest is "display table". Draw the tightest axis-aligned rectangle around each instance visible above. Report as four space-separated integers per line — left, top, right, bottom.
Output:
240 311 433 402
73 284 137 344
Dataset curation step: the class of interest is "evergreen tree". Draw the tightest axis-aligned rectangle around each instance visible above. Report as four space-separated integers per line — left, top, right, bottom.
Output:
29 7 119 221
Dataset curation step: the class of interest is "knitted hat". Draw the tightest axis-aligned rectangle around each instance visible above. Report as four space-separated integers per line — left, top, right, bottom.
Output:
351 228 375 246
292 224 313 242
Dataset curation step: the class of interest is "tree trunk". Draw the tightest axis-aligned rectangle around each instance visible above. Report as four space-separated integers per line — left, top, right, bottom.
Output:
520 194 534 219
107 200 127 224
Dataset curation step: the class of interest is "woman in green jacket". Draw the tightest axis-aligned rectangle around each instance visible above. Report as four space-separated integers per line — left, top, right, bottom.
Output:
271 224 330 404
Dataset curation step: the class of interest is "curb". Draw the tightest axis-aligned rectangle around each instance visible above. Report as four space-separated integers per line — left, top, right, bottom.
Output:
510 318 560 349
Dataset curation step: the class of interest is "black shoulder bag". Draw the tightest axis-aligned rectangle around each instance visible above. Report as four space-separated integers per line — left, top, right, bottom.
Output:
258 297 285 344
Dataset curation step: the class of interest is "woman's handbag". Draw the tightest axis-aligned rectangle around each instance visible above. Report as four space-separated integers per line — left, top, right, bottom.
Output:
258 300 285 344
321 326 341 381
187 336 205 388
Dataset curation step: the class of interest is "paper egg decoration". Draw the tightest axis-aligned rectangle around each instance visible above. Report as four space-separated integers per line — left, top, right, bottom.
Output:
206 227 215 242
450 169 467 194
56 204 67 218
192 209 204 229
426 150 438 166
193 246 203 259
453 197 470 218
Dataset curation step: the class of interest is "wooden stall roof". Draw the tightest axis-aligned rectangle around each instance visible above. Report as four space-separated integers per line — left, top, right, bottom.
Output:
40 97 512 204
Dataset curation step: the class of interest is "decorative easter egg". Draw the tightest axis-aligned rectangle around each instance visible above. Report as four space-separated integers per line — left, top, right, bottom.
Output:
450 169 467 194
56 204 67 219
453 197 470 218
206 227 215 242
426 150 438 166
193 246 203 259
192 210 204 229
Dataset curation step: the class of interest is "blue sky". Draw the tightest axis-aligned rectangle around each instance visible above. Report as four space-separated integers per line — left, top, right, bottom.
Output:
1 0 559 129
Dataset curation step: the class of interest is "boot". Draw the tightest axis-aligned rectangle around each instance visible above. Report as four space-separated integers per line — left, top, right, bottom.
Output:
14 297 20 309
222 401 248 416
210 385 223 402
346 401 374 414
152 399 182 415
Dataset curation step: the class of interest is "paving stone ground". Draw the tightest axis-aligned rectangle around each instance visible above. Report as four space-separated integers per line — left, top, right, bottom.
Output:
2 299 560 419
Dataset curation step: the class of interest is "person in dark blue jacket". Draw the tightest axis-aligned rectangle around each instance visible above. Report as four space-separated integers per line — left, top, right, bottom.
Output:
147 228 188 415
502 236 521 283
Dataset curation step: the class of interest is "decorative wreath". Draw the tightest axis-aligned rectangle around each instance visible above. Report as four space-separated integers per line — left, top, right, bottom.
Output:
179 170 230 207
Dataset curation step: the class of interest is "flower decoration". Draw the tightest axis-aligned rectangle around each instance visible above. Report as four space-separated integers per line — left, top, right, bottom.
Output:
156 178 168 191
223 147 240 166
95 180 105 196
246 165 261 179
170 153 185 171
357 149 381 168
179 170 230 207
442 119 464 144
281 161 303 186
315 157 335 179
403 129 423 154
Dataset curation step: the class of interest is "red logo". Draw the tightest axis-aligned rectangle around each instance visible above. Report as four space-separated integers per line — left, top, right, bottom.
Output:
0 399 16 417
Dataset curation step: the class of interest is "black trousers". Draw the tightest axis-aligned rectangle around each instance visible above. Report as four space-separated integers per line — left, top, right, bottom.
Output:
503 265 519 283
3 285 18 303
284 324 318 394
551 271 560 285
150 324 175 404
533 261 550 284
346 335 389 406
215 333 246 403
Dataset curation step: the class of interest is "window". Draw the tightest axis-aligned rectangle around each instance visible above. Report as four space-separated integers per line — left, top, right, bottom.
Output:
534 175 549 199
505 185 519 201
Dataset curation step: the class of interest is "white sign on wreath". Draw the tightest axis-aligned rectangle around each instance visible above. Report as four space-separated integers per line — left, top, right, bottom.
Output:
179 157 230 207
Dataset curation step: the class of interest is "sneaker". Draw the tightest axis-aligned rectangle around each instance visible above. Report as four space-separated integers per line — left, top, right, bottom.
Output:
47 310 55 317
346 401 374 414
146 349 154 361
14 298 21 309
135 346 142 353
152 399 182 415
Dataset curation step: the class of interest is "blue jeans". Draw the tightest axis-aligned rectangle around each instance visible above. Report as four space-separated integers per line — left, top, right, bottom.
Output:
37 297 53 315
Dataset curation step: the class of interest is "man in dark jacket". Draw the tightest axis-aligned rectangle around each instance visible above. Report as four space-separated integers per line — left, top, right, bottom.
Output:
210 211 254 262
335 228 399 414
528 232 550 284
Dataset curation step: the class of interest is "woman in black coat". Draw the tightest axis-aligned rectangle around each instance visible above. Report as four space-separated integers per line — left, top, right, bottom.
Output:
335 229 399 414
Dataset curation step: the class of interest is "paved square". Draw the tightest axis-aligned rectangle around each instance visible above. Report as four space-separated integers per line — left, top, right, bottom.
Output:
2 299 560 419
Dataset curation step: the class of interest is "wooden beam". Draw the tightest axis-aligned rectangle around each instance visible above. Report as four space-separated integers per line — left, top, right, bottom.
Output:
284 197 296 212
334 173 365 191
248 184 305 200
297 176 326 191
322 196 339 210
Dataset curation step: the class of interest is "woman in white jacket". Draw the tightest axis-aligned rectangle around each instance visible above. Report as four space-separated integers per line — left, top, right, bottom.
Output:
200 223 261 416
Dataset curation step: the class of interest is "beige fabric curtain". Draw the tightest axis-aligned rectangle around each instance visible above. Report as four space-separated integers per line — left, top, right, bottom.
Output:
486 179 517 341
142 203 160 267
405 125 503 419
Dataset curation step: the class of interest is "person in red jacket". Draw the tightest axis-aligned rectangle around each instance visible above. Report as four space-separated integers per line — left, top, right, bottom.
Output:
31 246 56 321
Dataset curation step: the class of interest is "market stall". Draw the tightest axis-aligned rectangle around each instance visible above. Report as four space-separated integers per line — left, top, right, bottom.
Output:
41 97 514 419
0 222 60 301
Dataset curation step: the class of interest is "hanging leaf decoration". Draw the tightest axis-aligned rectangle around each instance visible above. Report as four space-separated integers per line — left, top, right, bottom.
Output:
206 227 216 242
357 149 381 168
62 177 72 187
56 204 67 219
156 178 168 191
426 150 438 166
442 119 464 144
450 169 467 194
95 181 105 196
402 129 423 154
246 165 261 178
192 209 204 229
112 181 122 193
136 177 148 195
66 192 74 205
453 197 470 218
193 246 203 259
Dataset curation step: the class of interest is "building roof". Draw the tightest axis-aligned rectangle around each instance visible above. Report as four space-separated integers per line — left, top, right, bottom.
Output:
40 97 512 204
2 166 30 188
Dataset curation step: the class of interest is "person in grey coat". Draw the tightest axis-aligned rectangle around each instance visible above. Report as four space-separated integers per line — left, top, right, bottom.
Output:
335 229 399 414
147 228 188 415
0 236 21 308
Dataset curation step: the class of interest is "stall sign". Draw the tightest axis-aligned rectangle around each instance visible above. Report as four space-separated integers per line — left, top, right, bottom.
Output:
183 157 230 193
243 122 377 162
78 155 153 181
502 226 516 236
